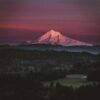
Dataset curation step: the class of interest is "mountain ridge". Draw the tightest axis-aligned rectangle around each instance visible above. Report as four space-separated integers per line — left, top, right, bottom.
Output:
36 30 93 46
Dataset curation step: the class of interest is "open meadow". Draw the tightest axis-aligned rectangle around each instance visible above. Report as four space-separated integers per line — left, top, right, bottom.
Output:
44 74 97 88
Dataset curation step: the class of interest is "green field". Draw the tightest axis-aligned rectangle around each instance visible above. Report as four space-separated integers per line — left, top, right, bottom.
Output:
44 74 95 88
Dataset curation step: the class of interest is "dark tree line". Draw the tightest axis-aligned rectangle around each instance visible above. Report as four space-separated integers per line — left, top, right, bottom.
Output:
87 70 100 81
0 73 100 100
0 47 100 99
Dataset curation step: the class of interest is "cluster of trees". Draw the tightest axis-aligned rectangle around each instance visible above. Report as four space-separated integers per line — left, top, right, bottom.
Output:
87 70 100 81
0 47 100 100
0 48 99 74
70 61 100 74
0 73 100 100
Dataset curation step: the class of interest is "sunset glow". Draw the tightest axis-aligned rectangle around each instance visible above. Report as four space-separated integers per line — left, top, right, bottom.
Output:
0 0 100 44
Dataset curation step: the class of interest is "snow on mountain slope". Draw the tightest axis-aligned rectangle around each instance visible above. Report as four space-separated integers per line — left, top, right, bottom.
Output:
36 30 92 46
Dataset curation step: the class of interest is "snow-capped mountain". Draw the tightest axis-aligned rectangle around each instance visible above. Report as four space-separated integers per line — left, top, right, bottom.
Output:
36 30 92 46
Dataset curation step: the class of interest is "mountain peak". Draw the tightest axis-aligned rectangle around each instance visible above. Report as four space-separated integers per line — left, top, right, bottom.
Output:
36 30 92 46
37 29 64 45
49 29 55 32
48 29 61 37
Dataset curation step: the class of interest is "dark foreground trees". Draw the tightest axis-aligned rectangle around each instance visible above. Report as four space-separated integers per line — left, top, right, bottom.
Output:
87 70 100 81
0 73 100 100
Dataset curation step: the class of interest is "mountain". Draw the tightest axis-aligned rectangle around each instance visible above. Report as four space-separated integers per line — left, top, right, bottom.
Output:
35 30 92 46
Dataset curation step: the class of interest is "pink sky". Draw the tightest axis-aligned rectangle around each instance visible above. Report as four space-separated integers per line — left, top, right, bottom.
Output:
0 0 100 44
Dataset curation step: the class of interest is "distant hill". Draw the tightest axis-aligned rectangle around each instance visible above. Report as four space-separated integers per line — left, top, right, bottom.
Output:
0 44 100 54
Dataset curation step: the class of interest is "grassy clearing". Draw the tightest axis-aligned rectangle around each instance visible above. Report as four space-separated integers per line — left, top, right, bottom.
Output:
44 74 94 88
